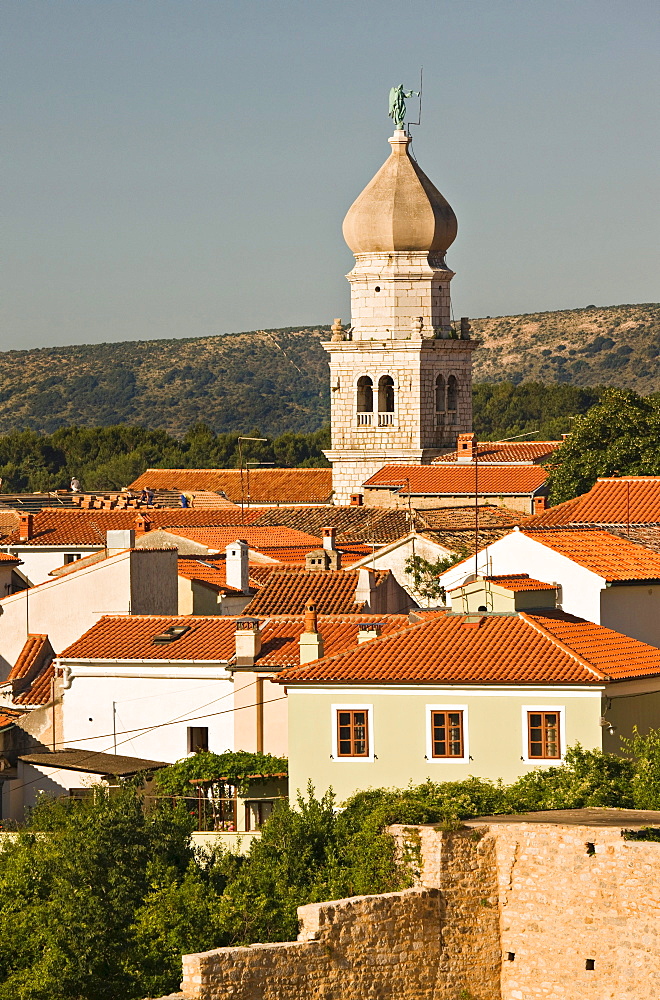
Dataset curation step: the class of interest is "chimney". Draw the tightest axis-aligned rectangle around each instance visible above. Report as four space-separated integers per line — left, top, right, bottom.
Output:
533 496 547 513
358 622 383 644
234 618 262 666
349 493 364 506
321 527 341 569
306 549 329 571
456 432 476 462
19 513 34 541
106 529 135 556
355 567 377 612
134 513 152 537
226 539 250 593
299 601 324 664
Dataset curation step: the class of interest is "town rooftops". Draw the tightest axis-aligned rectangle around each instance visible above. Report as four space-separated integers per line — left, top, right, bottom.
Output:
434 441 561 465
362 464 548 496
525 477 660 528
277 608 660 686
523 528 660 582
243 568 390 616
58 613 410 668
127 468 334 505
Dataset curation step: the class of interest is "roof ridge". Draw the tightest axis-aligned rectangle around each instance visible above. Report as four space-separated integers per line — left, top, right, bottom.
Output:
518 612 606 682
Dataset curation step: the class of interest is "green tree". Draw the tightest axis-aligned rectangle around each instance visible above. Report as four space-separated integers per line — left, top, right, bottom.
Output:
546 388 660 503
404 550 467 605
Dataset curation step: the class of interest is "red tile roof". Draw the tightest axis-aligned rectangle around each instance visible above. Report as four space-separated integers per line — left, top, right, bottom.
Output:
484 574 556 593
0 551 20 564
435 441 561 464
59 613 410 667
278 608 660 686
127 468 333 505
250 506 417 543
526 478 660 527
523 528 660 581
160 525 325 552
7 634 51 681
4 508 265 547
243 569 388 616
0 707 25 729
362 464 547 496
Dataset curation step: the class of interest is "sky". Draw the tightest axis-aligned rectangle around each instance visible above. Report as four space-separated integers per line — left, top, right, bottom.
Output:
3 0 659 351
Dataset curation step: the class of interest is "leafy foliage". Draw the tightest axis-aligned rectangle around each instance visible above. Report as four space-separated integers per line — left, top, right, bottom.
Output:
154 750 288 796
404 549 467 605
545 388 660 504
0 423 331 493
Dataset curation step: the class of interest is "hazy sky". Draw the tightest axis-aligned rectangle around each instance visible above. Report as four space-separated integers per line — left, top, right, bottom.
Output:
3 0 659 351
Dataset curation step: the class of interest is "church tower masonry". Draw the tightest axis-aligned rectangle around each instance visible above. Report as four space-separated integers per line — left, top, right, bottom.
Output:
323 129 477 504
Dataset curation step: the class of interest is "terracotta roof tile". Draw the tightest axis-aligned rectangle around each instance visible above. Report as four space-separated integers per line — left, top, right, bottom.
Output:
59 613 409 668
363 464 548 496
0 707 25 729
8 634 51 681
523 528 660 581
0 551 20 564
160 525 324 552
249 506 416 544
243 569 388 616
434 441 561 464
127 469 333 505
483 574 556 592
14 660 55 705
526 477 660 527
4 508 264 547
278 608 660 686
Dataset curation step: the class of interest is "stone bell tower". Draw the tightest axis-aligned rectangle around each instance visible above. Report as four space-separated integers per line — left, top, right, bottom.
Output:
323 129 477 504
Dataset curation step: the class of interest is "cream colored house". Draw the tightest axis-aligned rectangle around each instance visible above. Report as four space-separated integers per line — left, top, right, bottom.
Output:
278 577 660 803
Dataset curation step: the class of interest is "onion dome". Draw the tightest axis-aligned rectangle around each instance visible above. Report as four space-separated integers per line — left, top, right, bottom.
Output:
342 131 457 255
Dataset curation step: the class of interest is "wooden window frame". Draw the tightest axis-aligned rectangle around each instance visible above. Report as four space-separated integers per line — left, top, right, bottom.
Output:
430 710 464 759
336 709 369 758
426 705 469 762
331 705 373 761
526 710 561 760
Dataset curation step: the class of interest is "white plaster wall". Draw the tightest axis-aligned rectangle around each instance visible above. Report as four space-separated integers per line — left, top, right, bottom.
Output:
0 549 177 677
60 668 234 763
439 530 605 624
350 534 453 606
5 547 99 586
600 585 660 648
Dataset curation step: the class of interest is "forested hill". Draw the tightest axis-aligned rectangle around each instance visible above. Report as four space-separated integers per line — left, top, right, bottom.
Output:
2 302 658 437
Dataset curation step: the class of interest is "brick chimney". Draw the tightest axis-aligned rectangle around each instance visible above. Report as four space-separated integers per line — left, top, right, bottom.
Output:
357 622 383 644
456 432 476 463
134 513 152 537
299 601 324 664
226 540 250 593
19 513 34 541
321 527 341 569
533 496 547 513
349 493 364 506
234 618 262 666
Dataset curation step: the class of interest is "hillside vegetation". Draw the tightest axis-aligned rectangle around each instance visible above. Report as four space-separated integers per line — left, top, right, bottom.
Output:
0 303 657 437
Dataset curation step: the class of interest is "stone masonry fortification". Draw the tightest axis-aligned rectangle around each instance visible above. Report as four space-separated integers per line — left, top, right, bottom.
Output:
151 815 660 1000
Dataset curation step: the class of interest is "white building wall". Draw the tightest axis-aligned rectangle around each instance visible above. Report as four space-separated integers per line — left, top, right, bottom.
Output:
439 531 605 625
349 533 454 606
5 546 100 586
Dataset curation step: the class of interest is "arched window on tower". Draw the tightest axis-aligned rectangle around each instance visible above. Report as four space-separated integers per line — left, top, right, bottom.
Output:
435 375 445 422
447 375 458 425
357 376 373 425
378 376 395 426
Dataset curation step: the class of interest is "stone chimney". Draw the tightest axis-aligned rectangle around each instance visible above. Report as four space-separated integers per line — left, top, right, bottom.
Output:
321 527 341 570
234 618 261 666
106 529 135 556
357 622 383 644
134 513 152 537
299 602 324 664
226 539 250 593
19 513 33 541
533 496 547 513
306 549 329 571
456 432 476 463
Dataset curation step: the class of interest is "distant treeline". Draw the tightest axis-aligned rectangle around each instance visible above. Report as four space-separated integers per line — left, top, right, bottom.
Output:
0 381 635 495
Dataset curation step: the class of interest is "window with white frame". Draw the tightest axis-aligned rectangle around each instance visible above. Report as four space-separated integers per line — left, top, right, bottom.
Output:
426 705 469 762
331 705 374 761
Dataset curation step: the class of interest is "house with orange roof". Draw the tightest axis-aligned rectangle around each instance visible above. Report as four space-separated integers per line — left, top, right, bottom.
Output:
277 576 660 802
433 432 561 465
0 610 410 821
127 468 334 507
438 525 660 648
361 463 549 514
525 476 660 529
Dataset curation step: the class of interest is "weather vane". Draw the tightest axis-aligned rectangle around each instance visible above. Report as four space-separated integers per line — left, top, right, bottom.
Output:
388 77 421 132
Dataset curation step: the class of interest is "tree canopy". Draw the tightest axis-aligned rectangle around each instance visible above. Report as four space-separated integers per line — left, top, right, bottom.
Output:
546 388 660 503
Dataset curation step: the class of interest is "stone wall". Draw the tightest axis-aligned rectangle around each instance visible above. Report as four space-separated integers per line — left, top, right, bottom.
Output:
176 888 442 1000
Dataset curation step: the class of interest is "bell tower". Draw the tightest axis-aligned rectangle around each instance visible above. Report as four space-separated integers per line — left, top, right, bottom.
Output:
323 128 477 504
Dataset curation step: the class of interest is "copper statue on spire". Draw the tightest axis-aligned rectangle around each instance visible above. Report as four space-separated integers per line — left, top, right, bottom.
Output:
388 84 420 131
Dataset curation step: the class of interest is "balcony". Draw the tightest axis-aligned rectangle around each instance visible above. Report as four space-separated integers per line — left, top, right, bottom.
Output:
377 412 394 427
357 412 373 426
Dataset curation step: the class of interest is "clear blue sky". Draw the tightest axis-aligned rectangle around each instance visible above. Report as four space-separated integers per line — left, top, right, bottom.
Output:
3 0 659 351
